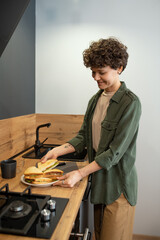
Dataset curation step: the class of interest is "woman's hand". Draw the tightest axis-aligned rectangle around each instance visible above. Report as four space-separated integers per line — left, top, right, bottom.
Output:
41 143 75 163
53 170 83 188
41 148 58 163
53 161 102 188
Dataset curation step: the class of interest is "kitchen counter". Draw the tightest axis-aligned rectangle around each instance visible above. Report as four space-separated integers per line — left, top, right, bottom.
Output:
0 156 88 240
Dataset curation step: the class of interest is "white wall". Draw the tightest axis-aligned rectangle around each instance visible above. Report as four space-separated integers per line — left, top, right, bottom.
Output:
36 0 160 236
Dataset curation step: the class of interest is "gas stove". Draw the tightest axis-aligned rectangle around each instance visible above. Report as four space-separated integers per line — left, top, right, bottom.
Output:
0 184 69 239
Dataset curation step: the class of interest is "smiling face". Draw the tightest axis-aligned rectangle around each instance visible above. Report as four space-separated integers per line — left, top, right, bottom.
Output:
91 66 123 92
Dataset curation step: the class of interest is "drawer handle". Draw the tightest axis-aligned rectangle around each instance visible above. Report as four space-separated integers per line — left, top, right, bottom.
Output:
70 227 90 240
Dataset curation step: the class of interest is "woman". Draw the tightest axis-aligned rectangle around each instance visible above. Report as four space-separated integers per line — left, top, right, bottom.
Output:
42 37 141 240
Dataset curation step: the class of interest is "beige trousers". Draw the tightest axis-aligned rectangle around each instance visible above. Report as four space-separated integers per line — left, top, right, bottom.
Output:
94 194 135 240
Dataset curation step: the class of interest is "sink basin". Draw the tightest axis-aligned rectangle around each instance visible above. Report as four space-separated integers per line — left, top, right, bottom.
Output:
22 144 87 162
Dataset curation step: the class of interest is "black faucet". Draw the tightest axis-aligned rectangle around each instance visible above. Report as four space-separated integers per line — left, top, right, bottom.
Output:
34 123 51 156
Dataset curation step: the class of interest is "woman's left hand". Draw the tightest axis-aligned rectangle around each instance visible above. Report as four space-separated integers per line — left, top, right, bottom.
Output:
53 170 82 188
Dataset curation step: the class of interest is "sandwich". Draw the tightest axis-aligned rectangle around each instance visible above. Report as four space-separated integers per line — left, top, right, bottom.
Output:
43 168 63 180
23 165 63 184
37 159 59 172
24 166 43 183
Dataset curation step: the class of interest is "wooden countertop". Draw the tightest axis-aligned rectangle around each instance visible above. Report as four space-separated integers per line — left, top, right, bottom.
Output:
0 155 88 240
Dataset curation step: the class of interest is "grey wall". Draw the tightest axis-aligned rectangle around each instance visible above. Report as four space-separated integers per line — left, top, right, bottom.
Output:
36 0 160 237
0 0 35 120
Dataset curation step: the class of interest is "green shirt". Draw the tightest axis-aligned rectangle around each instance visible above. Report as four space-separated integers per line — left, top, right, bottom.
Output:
68 82 141 206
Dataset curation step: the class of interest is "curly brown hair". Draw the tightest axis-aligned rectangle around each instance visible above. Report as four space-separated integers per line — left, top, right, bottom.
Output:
83 37 129 72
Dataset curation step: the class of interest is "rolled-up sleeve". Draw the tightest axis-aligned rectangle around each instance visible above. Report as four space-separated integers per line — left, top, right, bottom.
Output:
68 120 86 153
67 94 98 153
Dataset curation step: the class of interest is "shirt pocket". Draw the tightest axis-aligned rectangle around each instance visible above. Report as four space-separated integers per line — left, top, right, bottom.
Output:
99 120 118 149
101 120 118 131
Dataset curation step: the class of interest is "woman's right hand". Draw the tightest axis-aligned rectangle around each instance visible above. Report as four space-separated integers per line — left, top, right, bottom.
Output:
41 143 75 163
41 148 59 163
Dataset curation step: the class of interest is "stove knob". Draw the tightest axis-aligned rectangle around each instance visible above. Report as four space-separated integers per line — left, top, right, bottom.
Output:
47 199 56 211
41 209 51 222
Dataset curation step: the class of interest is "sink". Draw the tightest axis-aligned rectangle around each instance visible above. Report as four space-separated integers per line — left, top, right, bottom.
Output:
22 144 87 162
22 144 57 159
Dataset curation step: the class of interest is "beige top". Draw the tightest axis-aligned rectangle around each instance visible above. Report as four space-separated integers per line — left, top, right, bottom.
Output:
92 91 115 152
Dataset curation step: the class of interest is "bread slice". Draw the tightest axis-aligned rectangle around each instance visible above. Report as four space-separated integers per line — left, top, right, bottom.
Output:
24 166 43 176
43 168 63 180
37 159 59 172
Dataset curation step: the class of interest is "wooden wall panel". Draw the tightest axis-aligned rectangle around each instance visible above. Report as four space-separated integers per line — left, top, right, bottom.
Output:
36 114 84 145
0 113 84 161
0 114 36 160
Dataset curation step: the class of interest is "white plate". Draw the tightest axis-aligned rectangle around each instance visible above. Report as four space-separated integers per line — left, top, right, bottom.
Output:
21 175 58 188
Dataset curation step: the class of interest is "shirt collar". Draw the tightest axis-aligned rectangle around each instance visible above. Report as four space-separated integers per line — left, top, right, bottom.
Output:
111 81 127 103
94 81 127 105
